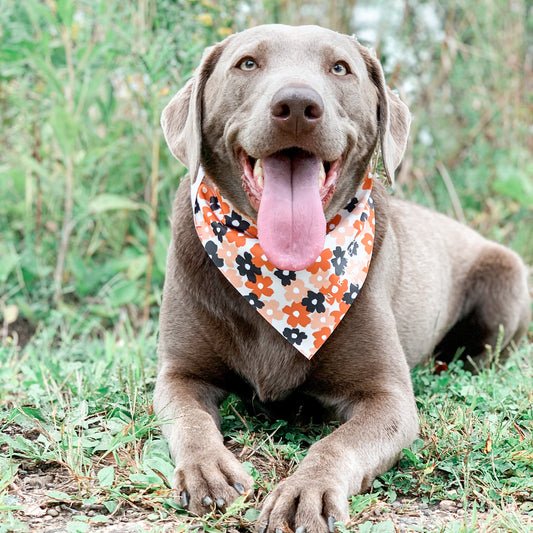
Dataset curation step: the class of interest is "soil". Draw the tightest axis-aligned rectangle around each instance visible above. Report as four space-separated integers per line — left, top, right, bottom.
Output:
3 316 36 350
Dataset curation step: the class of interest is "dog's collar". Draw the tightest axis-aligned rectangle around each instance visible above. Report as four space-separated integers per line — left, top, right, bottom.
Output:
192 167 375 359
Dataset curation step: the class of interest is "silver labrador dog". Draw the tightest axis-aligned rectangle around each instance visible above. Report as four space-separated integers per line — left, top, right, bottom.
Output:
154 24 531 533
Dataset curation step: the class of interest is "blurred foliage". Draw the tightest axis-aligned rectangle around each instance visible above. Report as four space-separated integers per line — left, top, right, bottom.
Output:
365 0 533 256
0 0 531 330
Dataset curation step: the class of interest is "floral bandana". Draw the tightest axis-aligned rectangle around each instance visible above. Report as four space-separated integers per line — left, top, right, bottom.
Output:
192 167 375 359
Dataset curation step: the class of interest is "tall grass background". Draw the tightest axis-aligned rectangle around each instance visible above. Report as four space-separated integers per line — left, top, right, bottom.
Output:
1 0 531 329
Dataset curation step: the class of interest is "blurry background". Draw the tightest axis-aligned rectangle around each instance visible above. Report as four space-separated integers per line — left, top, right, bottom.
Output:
1 0 532 337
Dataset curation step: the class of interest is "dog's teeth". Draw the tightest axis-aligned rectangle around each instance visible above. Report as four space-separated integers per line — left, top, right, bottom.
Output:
253 159 264 187
319 161 326 188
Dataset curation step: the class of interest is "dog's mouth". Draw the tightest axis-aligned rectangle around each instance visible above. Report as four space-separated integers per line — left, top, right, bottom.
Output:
238 148 342 271
240 149 341 212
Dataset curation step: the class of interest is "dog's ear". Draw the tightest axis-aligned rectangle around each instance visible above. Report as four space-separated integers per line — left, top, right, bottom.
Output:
358 45 411 186
161 43 225 178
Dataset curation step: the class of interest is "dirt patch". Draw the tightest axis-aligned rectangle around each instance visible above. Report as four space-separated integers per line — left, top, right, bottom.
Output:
347 497 533 532
3 316 36 349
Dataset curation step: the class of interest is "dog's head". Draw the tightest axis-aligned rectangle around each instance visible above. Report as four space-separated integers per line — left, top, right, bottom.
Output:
162 24 410 270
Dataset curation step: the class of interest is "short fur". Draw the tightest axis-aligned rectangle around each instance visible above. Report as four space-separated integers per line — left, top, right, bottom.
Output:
155 25 531 533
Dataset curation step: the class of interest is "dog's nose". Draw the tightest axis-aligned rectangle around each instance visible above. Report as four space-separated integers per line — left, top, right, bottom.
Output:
270 85 324 135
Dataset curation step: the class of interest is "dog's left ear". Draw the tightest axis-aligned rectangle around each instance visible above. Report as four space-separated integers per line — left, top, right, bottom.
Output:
358 45 411 186
161 42 226 179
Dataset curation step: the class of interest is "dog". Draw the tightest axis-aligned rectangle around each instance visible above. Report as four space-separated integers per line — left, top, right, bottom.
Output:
154 24 531 533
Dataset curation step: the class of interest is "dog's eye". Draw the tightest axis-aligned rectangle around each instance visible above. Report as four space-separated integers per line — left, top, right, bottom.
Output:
331 62 350 76
238 58 258 71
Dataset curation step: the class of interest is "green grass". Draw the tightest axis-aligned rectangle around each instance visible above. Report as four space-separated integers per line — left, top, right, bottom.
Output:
1 313 532 532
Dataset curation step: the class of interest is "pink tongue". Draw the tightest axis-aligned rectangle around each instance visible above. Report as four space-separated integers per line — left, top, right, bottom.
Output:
257 152 326 271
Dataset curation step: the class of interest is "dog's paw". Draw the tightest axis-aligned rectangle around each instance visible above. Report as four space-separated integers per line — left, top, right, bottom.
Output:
172 446 254 516
257 474 349 533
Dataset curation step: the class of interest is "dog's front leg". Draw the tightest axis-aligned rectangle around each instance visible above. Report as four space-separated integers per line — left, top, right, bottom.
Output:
154 365 254 514
257 372 418 533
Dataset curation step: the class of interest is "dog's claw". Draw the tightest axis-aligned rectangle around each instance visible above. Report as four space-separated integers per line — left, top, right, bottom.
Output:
216 497 226 508
234 482 245 495
295 527 307 533
327 516 336 533
258 520 268 533
202 496 213 506
180 490 189 509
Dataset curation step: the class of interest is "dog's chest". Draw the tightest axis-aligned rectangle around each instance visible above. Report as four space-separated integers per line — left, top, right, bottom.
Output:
175 213 315 402
223 313 313 403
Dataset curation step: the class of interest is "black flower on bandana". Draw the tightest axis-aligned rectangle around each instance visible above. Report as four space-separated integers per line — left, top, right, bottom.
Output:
236 251 261 282
347 241 359 257
274 269 297 286
225 211 250 233
211 221 228 242
331 246 348 276
368 195 374 209
301 290 326 313
245 292 265 309
205 240 223 267
342 283 360 304
209 196 220 211
361 212 368 222
345 196 359 213
282 327 308 346
194 199 200 214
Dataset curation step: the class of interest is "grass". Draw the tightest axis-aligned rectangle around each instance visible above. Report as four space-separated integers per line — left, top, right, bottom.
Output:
1 313 532 532
1 0 532 531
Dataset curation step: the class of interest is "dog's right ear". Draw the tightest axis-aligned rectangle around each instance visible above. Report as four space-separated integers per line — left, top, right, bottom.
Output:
355 42 411 186
161 43 225 178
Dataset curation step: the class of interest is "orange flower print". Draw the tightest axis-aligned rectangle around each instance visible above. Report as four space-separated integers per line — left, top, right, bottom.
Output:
260 300 284 321
353 220 364 234
313 326 332 350
282 301 312 328
323 275 349 304
343 259 364 281
283 279 307 301
202 204 216 221
361 232 373 255
331 301 350 323
331 220 350 246
225 230 247 247
246 275 274 298
326 214 342 234
196 221 213 240
362 174 372 190
309 271 329 290
247 225 258 238
250 243 275 269
307 248 333 274
310 311 335 330
218 240 239 267
223 268 243 288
